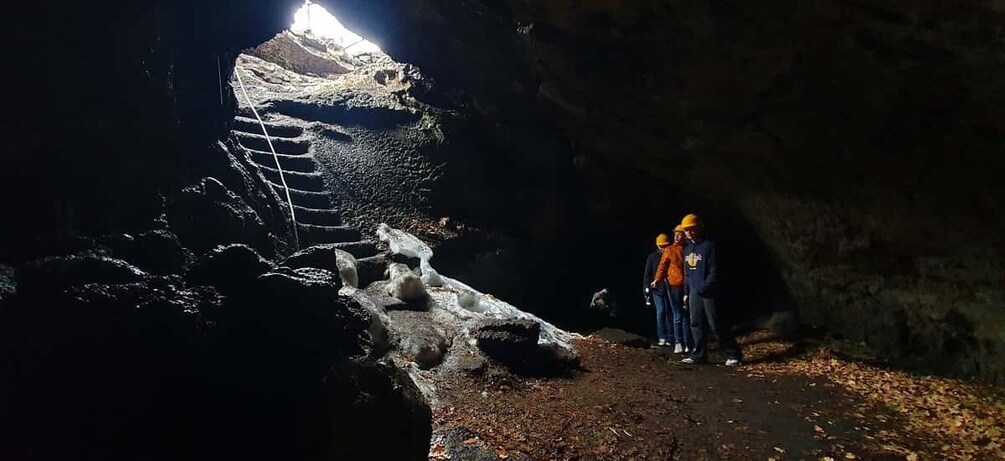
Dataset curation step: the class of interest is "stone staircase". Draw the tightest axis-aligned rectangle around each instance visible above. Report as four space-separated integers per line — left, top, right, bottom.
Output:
232 111 374 254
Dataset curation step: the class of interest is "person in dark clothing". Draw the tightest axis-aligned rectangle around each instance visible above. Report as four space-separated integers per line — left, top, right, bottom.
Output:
679 214 742 366
643 233 674 347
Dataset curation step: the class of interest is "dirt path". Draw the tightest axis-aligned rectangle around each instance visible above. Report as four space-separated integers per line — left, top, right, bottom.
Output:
431 331 1004 460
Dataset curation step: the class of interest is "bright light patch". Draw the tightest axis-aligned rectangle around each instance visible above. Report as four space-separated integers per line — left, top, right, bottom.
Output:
290 1 382 55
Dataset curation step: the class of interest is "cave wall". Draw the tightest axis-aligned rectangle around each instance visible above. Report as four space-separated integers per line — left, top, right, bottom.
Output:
1 0 311 259
320 0 1004 381
2 2 441 458
0 3 1000 431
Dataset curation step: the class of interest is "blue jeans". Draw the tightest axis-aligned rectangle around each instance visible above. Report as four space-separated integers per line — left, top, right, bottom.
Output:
689 295 741 362
652 290 674 343
667 286 692 348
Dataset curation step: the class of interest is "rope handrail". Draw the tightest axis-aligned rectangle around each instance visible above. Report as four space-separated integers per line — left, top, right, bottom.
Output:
233 66 301 250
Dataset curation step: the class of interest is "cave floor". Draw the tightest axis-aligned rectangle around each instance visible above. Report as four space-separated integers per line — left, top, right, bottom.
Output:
431 330 1004 460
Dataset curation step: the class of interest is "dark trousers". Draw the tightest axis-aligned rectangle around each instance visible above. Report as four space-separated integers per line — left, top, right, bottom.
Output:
689 295 741 362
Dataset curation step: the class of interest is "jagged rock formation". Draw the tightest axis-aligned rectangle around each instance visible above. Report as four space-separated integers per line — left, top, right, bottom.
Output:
1 3 1002 459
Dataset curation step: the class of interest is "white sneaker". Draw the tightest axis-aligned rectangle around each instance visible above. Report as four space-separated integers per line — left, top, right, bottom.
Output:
673 344 684 354
681 357 696 364
725 358 741 366
657 339 667 346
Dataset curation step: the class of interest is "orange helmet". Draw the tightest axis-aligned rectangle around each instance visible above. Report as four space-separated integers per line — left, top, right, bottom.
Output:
680 214 703 229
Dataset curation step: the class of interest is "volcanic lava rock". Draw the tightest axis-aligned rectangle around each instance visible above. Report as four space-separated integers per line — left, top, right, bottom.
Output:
0 273 225 460
282 242 380 268
390 310 449 369
128 229 194 275
16 254 147 295
440 348 488 376
244 270 365 356
471 318 541 363
186 244 275 296
0 263 16 304
326 357 432 461
167 177 274 257
355 254 389 288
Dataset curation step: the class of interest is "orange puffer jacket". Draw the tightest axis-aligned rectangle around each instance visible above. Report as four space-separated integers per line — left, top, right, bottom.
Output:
654 244 685 288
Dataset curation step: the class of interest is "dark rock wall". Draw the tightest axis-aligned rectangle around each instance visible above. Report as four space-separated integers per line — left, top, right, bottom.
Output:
0 18 1000 461
0 1 435 458
321 0 1004 381
1 0 302 261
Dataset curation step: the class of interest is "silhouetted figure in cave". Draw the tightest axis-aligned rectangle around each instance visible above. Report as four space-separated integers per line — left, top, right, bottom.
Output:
680 214 743 366
654 225 693 354
644 233 674 347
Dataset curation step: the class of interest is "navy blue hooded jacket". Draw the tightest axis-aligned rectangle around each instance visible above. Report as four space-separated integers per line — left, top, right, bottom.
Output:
683 238 717 297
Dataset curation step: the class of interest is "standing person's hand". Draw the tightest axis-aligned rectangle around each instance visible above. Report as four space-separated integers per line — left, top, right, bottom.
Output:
650 281 657 288
683 295 688 304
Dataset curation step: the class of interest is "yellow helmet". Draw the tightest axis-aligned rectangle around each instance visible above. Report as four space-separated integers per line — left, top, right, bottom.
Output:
655 233 671 247
680 213 703 229
673 224 685 233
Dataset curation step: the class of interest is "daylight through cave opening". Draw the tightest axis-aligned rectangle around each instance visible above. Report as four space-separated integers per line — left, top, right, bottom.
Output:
229 0 419 252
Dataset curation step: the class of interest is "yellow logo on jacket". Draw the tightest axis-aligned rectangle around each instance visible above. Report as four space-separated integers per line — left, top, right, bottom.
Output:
685 252 702 267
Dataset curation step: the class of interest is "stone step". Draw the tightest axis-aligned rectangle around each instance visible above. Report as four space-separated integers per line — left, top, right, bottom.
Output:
250 151 317 173
279 241 382 270
233 116 303 138
236 105 258 118
297 224 362 245
235 131 310 154
258 166 326 192
271 185 333 209
292 205 342 227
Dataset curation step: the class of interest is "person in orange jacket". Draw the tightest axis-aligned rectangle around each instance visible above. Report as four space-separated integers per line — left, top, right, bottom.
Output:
652 225 692 353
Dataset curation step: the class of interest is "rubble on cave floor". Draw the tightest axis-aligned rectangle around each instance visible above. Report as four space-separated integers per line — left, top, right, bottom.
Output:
430 330 1005 460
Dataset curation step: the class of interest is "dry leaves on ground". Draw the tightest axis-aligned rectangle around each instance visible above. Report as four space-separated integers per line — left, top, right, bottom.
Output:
742 330 1005 460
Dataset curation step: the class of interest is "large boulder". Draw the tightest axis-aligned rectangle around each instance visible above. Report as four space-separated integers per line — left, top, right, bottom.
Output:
326 357 432 460
186 244 275 296
471 318 541 364
167 177 276 257
237 269 364 357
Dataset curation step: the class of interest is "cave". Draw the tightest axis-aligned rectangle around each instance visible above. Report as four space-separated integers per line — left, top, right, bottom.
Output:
1 0 1002 459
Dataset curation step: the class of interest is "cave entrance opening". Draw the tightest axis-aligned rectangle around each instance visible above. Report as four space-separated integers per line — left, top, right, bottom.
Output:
229 0 412 250
290 1 381 55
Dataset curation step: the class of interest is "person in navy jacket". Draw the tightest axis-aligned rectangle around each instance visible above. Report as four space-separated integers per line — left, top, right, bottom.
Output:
679 214 742 366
